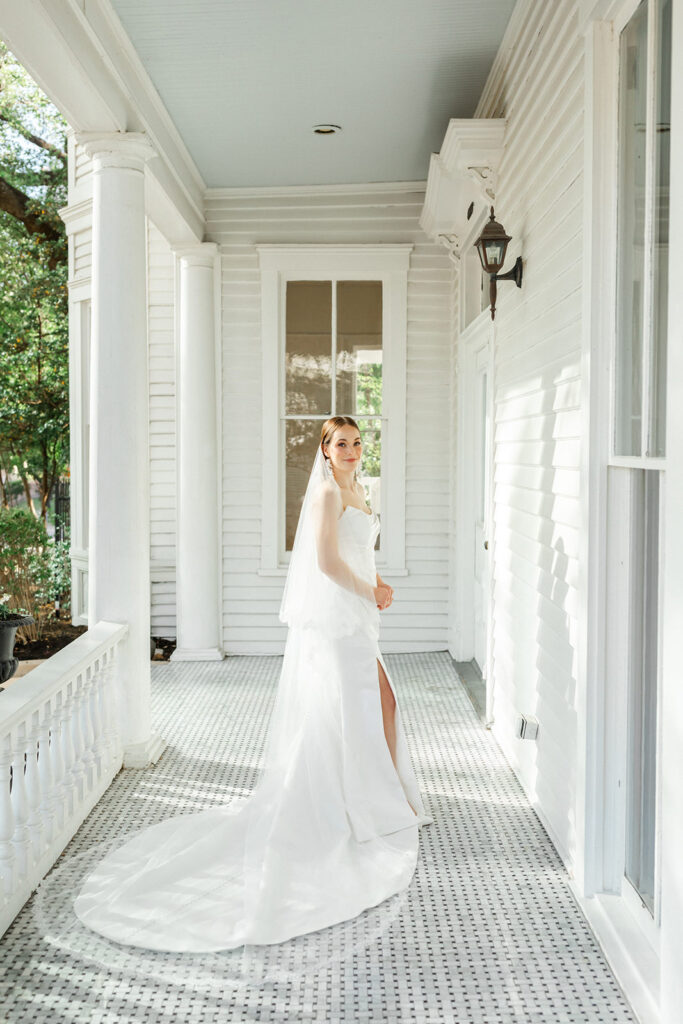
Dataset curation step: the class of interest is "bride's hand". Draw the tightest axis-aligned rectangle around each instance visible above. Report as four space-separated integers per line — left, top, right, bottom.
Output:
373 582 393 610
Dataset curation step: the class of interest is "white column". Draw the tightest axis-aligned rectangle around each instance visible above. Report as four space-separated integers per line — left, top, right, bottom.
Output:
171 244 224 661
76 131 166 768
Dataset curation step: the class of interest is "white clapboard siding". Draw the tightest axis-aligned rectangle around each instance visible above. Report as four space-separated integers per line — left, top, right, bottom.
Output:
474 0 584 868
147 220 177 638
73 141 92 189
73 229 92 280
205 188 452 654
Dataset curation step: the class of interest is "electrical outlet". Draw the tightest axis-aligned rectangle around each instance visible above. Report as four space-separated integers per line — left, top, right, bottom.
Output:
515 713 539 740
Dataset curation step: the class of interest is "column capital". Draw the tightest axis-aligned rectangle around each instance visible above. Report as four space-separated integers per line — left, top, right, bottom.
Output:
75 131 156 170
173 242 219 268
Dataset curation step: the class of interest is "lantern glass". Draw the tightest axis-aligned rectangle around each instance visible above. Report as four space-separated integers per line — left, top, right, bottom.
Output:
476 237 508 274
474 207 512 274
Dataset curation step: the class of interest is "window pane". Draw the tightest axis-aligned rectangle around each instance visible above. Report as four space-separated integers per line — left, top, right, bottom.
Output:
649 0 671 456
615 1 648 456
284 419 320 551
624 469 659 914
336 281 382 416
283 417 381 552
285 281 332 415
356 416 382 550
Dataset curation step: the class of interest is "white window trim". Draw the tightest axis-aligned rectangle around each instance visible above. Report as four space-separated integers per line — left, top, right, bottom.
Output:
575 4 667 1021
256 243 412 577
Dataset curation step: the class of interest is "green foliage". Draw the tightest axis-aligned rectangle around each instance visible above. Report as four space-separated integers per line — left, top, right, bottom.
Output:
356 362 382 478
37 513 71 609
0 599 27 620
0 506 68 639
0 42 69 521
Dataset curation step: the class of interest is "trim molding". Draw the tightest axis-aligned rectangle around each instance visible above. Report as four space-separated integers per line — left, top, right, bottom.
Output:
206 181 427 199
257 243 412 579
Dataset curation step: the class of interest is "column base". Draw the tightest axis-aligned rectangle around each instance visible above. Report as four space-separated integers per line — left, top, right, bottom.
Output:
123 732 168 769
170 646 225 662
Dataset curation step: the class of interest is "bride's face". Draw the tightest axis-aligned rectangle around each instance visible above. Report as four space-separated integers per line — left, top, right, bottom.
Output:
323 428 362 477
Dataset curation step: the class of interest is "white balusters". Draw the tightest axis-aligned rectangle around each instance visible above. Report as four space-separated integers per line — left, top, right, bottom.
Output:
0 621 127 938
0 734 15 903
37 701 56 849
70 673 87 801
50 693 67 835
10 724 30 882
60 685 77 819
24 710 43 864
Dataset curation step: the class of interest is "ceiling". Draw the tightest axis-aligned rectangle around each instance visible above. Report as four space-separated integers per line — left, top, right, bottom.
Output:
109 0 516 189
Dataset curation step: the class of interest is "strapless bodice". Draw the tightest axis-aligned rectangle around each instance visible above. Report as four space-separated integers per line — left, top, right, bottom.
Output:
338 504 381 549
337 506 381 641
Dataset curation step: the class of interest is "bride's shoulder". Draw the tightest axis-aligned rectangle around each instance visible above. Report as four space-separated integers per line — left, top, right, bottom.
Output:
312 479 341 508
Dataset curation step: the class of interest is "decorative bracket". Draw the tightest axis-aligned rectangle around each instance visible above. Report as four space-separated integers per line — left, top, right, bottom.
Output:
420 119 507 245
437 233 460 264
466 166 497 202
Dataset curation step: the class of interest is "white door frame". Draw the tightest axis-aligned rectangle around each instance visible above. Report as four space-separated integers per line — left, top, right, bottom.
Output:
454 302 495 720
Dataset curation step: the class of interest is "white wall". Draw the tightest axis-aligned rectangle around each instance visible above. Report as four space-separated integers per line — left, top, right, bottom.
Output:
205 187 452 654
475 0 584 868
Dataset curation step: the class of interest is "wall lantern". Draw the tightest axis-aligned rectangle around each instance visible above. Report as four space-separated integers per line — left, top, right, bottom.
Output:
474 206 523 320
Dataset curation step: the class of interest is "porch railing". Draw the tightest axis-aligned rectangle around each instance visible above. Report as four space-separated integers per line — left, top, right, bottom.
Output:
0 620 128 938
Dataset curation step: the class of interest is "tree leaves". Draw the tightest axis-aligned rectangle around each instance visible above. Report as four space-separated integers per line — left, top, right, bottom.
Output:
0 42 69 522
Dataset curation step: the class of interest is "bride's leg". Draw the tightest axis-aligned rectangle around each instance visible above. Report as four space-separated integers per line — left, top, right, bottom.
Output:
376 658 417 816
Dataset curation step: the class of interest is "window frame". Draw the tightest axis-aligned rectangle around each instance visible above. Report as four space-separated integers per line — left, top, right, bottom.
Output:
611 0 670 465
256 244 412 577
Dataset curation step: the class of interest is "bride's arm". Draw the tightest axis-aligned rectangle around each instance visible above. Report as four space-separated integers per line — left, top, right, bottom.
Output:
312 484 377 604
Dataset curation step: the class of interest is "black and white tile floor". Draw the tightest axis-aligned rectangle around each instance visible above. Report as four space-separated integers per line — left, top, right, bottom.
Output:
0 652 638 1023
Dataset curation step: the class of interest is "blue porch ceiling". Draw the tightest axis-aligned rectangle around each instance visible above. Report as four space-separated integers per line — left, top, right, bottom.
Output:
109 0 516 188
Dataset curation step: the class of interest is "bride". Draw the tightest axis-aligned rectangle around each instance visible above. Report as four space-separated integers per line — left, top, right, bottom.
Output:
73 415 432 952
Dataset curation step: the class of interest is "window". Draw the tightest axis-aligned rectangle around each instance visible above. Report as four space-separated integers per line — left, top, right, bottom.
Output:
609 0 671 921
614 0 671 457
284 279 383 550
257 245 411 576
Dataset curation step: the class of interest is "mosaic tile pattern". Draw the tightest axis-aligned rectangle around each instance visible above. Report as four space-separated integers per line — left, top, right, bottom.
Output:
0 652 638 1023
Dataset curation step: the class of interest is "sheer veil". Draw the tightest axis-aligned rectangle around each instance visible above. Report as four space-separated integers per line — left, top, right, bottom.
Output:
278 445 331 629
278 445 377 638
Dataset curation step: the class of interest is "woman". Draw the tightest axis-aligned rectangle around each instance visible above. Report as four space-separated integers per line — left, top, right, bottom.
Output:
73 416 432 952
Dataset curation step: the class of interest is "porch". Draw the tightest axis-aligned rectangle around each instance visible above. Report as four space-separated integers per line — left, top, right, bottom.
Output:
0 0 681 1018
0 652 637 1024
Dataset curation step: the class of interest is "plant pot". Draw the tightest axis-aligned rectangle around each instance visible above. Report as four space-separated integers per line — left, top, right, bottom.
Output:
0 615 35 686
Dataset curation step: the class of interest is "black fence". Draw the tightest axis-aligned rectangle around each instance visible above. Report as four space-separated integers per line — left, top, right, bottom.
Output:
55 478 70 542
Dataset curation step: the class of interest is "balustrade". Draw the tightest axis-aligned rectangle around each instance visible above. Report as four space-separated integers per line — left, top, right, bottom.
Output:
0 620 127 938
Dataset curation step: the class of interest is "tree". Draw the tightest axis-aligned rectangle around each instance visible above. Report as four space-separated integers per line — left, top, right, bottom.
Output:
0 41 69 522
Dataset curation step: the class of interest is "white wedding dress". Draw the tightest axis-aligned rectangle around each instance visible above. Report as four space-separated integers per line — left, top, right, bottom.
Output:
73 502 432 952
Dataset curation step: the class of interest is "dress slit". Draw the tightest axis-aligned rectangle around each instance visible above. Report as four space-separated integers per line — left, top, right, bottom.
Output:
375 653 417 819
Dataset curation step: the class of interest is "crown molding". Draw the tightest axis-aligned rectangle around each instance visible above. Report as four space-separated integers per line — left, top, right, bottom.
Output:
205 180 427 199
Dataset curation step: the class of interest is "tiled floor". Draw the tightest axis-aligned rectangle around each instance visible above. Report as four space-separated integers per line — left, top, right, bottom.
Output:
0 652 639 1023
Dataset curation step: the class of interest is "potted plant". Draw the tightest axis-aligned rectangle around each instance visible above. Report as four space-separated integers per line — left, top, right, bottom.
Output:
0 598 35 686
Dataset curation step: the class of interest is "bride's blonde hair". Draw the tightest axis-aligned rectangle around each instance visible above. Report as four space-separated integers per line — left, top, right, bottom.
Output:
320 416 361 480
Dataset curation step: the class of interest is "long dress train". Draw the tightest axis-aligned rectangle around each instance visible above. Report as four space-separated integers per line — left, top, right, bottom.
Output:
73 504 432 952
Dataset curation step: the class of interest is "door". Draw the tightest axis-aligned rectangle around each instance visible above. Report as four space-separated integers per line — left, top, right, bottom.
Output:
473 347 491 675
